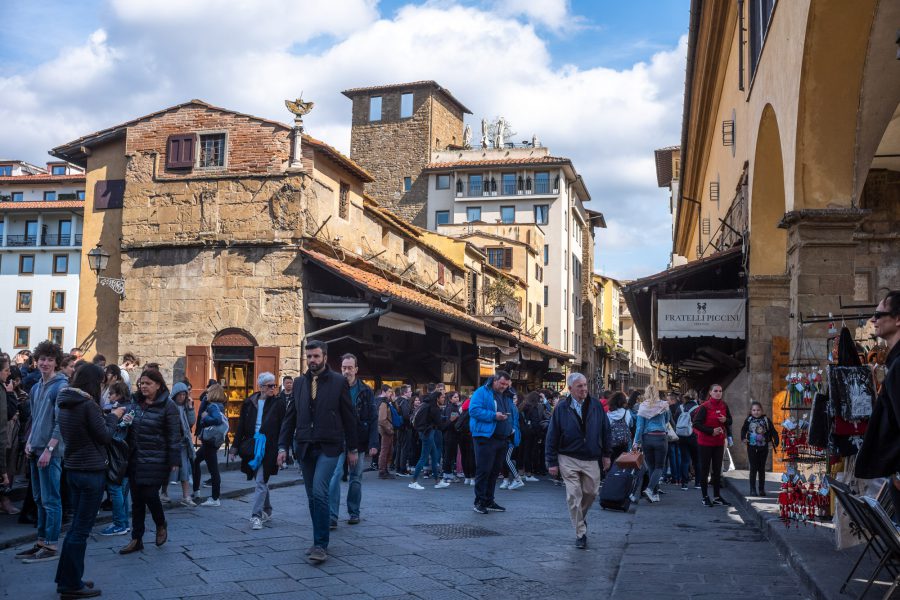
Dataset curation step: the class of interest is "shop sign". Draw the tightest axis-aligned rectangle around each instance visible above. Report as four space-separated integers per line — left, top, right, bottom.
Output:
657 298 745 339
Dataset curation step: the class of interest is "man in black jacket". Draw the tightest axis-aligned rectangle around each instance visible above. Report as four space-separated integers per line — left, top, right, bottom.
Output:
856 290 900 522
545 373 611 549
278 340 358 565
328 353 378 528
393 385 413 475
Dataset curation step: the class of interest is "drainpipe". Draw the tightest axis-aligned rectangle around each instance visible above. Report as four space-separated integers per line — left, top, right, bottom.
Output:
302 301 392 344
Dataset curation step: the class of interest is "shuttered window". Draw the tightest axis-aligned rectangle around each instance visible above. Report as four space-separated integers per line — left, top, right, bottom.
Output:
486 247 513 270
166 134 196 169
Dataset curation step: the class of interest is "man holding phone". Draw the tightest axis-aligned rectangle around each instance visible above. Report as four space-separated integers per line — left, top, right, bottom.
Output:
468 371 519 514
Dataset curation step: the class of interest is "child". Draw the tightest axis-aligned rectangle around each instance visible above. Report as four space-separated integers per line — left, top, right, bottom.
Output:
99 382 133 536
740 401 779 496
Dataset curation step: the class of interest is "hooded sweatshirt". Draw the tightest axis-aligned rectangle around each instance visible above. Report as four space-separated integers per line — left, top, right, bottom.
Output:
171 382 195 458
607 407 633 429
57 387 118 471
27 371 70 455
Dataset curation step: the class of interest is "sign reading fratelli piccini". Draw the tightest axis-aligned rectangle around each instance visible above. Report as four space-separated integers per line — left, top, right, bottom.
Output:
656 298 746 339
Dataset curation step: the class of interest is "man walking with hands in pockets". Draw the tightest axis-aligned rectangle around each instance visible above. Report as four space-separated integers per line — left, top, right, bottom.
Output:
545 373 611 549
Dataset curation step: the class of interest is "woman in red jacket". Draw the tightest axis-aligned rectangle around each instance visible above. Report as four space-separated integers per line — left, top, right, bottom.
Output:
691 384 733 507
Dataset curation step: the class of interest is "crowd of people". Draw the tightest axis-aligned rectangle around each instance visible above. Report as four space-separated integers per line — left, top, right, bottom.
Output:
1 337 788 596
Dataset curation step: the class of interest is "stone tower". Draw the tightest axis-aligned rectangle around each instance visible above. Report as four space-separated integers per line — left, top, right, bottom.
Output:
342 81 470 226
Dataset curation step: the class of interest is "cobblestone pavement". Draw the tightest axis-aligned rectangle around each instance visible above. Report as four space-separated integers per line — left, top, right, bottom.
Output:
0 470 809 599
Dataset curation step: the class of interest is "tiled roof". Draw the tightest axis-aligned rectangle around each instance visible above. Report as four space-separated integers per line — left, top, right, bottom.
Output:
341 81 472 114
424 156 572 169
301 248 571 360
0 200 85 210
304 135 374 182
0 174 85 184
653 146 679 188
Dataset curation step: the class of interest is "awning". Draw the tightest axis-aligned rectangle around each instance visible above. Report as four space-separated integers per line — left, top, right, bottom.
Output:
450 329 473 344
378 312 426 335
308 303 372 321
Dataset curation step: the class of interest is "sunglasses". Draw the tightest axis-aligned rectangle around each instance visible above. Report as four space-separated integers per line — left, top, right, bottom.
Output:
262 383 277 389
873 311 891 320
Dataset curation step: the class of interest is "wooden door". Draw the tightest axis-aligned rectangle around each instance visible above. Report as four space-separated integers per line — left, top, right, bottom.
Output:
254 346 280 384
186 345 210 421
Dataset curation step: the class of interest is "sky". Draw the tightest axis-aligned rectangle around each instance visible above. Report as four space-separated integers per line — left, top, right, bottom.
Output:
0 0 689 281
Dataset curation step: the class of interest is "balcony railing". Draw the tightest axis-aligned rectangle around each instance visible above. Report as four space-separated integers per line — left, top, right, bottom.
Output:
477 297 522 330
3 233 82 247
456 174 559 199
6 235 37 246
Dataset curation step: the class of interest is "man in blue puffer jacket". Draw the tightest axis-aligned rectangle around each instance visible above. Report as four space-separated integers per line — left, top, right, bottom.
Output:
468 371 519 514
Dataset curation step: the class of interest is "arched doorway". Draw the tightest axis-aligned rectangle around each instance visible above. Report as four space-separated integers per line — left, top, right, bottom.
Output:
750 104 787 277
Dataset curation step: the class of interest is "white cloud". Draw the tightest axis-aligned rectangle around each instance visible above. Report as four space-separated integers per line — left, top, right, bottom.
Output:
0 1 685 279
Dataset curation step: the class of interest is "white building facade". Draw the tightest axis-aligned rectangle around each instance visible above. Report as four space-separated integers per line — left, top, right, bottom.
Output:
423 147 594 361
0 160 85 352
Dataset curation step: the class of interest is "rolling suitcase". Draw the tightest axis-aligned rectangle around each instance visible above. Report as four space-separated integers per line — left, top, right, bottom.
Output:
600 464 638 512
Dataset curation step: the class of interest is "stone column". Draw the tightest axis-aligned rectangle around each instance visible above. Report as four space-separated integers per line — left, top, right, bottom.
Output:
747 274 790 412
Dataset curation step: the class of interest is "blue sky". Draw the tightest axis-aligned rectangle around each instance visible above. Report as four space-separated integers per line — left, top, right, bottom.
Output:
0 0 689 280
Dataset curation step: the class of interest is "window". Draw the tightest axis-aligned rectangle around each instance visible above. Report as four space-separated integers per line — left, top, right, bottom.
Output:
564 328 568 351
749 0 777 78
468 174 483 196
44 191 56 201
435 210 450 226
16 291 32 312
535 172 550 194
25 220 37 245
400 93 413 118
534 204 549 225
19 254 34 275
369 96 382 121
0 165 11 176
437 263 445 285
536 303 542 324
436 174 450 190
487 247 512 270
14 327 29 349
543 327 548 344
48 327 64 346
51 165 66 175
11 192 23 202
58 220 71 245
53 254 68 274
466 206 481 222
199 133 226 168
51 290 66 312
543 244 549 265
535 263 543 282
337 182 350 219
500 206 515 224
564 290 567 310
403 177 412 192
543 285 549 307
166 133 196 169
502 173 516 195
76 190 85 200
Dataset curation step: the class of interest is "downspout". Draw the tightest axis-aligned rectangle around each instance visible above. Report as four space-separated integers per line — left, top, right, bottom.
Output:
303 301 393 344
737 0 745 91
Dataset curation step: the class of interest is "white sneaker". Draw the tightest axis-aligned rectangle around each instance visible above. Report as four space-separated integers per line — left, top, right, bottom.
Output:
250 516 263 530
469 479 476 486
408 482 425 490
201 498 221 507
180 497 197 508
499 479 509 490
435 481 450 489
159 494 170 503
260 511 272 523
524 475 539 482
463 478 471 485
508 479 525 490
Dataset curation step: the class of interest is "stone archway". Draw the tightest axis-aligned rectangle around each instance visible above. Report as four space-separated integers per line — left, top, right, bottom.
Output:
749 104 787 277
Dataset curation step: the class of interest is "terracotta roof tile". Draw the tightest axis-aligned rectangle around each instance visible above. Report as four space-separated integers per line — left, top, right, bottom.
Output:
302 248 570 360
424 156 572 169
0 200 85 210
0 174 85 184
303 135 374 182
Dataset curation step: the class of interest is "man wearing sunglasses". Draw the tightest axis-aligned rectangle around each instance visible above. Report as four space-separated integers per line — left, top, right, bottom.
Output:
856 290 900 522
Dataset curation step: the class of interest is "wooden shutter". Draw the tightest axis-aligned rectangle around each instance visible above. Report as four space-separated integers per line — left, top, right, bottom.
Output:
185 345 210 423
166 134 196 169
254 346 280 384
93 179 125 210
503 247 513 270
437 263 445 285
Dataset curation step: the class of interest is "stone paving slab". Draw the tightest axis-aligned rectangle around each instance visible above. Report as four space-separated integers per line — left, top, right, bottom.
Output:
0 469 812 599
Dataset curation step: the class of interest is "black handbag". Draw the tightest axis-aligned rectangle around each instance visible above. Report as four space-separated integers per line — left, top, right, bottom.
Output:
454 409 470 434
106 436 130 484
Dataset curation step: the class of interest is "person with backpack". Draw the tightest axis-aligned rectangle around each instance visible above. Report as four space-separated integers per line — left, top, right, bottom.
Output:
162 382 196 508
606 391 632 467
740 401 779 496
408 391 450 490
441 391 463 483
692 383 733 507
192 384 227 507
518 391 545 482
676 391 701 491
376 385 400 479
393 385 413 476
632 385 671 504
665 392 683 486
457 395 476 485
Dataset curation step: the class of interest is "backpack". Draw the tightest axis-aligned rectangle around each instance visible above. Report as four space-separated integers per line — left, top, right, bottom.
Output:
609 415 631 449
412 403 430 432
676 404 698 437
388 402 403 428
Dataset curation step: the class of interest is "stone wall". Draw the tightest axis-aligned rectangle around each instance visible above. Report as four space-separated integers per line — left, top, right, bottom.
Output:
430 92 464 152
857 169 900 298
746 275 790 415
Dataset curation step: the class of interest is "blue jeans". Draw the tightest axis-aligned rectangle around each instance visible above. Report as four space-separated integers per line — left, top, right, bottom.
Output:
667 440 682 483
299 449 339 550
413 430 442 482
680 435 699 486
55 470 105 593
107 477 131 529
30 455 62 544
329 451 365 521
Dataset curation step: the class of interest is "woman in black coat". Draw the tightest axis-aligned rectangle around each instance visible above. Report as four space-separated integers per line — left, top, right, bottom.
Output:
55 364 124 597
119 369 180 554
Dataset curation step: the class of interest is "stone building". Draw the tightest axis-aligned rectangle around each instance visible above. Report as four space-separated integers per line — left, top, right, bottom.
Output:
624 1 900 463
342 81 471 226
50 99 568 424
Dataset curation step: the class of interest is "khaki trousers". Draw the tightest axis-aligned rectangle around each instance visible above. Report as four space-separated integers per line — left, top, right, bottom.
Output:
558 454 601 538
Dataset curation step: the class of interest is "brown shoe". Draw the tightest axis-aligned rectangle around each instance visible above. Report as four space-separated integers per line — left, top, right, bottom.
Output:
155 524 167 546
119 539 143 554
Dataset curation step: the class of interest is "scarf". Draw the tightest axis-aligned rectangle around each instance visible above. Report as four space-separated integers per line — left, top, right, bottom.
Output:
637 399 668 419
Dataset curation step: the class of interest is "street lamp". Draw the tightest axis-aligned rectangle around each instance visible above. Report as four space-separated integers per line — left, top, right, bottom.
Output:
87 243 125 299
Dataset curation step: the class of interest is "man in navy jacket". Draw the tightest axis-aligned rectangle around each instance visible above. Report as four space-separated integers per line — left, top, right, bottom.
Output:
545 372 611 549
